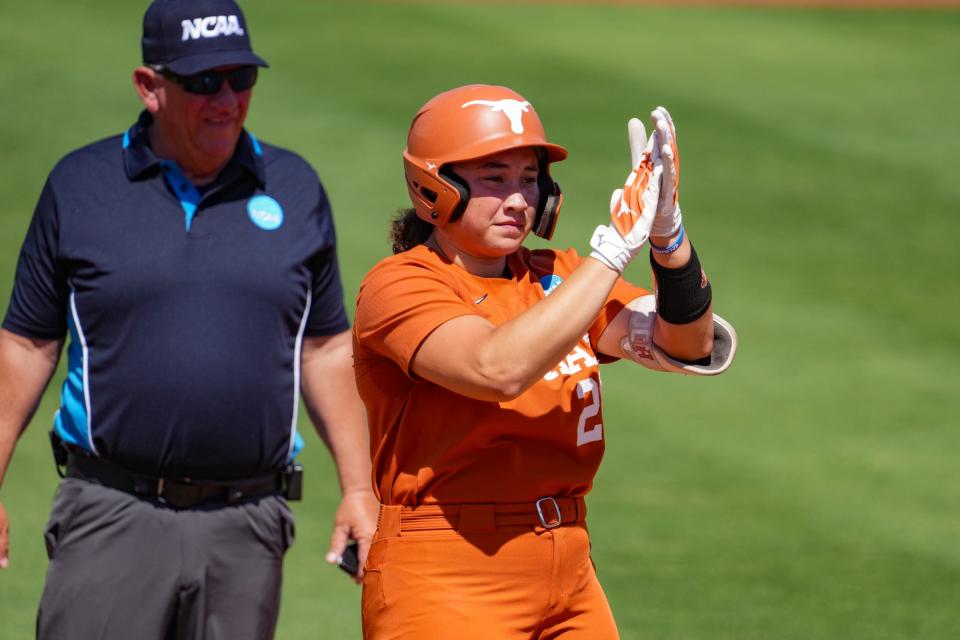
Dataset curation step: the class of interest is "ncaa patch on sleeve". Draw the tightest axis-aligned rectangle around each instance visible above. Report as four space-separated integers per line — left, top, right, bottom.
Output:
539 274 563 296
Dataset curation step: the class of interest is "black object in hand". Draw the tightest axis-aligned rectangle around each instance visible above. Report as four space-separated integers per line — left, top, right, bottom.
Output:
338 541 360 577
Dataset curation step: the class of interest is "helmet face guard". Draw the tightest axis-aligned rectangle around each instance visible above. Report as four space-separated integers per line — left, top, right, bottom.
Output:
403 84 568 239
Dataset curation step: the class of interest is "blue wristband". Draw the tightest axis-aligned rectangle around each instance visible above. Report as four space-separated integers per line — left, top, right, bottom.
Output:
650 224 685 254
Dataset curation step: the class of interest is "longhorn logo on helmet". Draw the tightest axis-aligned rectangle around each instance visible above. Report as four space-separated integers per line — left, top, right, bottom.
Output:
461 99 531 134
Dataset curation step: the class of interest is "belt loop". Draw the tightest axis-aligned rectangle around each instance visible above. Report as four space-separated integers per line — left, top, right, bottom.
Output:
377 505 402 539
133 476 155 498
226 487 244 505
575 496 587 522
457 504 496 533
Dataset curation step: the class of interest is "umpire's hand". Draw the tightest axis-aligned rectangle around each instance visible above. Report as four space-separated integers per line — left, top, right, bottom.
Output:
326 488 379 583
1 500 9 568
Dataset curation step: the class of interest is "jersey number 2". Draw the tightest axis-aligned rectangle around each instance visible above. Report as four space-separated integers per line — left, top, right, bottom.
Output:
576 377 603 447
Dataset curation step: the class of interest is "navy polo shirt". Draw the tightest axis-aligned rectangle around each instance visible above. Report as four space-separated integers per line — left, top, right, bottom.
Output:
3 111 349 480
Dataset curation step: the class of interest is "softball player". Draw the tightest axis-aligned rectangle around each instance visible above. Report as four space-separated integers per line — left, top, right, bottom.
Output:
353 84 737 639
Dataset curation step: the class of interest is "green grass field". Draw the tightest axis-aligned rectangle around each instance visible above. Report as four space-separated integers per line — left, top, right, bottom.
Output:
1 1 959 638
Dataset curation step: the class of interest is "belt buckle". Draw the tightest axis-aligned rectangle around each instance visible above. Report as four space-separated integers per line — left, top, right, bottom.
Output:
157 477 203 508
535 497 562 529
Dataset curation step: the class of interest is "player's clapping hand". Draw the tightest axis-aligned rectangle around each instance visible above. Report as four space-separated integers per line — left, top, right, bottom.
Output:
590 117 662 274
650 106 683 238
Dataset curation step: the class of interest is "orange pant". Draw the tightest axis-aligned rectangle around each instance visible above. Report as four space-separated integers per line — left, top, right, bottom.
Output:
361 501 619 640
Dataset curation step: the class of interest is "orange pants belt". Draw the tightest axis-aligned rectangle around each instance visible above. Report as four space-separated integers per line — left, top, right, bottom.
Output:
377 496 587 537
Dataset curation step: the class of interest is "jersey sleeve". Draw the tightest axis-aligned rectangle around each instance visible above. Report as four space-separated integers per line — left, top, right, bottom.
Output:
557 248 650 363
2 178 70 340
303 180 349 337
355 260 478 376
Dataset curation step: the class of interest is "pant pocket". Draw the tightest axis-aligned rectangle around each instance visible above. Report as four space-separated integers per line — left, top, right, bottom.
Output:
277 498 296 554
43 479 87 560
361 538 390 613
361 568 388 626
241 496 291 558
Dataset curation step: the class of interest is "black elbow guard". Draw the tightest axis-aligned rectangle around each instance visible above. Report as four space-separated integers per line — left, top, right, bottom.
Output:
649 244 712 324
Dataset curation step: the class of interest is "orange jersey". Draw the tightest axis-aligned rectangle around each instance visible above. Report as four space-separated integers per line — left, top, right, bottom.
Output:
353 245 648 506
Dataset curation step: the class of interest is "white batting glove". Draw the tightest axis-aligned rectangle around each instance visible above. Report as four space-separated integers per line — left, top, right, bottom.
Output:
650 106 683 238
590 118 662 274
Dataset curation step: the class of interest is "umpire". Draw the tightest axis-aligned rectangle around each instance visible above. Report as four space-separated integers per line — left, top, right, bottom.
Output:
0 0 378 638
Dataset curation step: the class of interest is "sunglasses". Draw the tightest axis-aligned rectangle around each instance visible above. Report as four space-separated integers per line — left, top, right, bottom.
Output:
157 66 258 95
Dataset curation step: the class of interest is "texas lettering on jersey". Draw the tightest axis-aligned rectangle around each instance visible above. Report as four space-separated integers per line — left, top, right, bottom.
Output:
539 334 603 447
543 334 599 382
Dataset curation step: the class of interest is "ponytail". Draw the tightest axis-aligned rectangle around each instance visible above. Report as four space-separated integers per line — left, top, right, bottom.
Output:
390 208 434 254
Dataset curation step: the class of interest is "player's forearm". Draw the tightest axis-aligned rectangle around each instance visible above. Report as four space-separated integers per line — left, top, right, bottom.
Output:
648 232 714 361
649 227 689 269
654 306 714 361
473 258 621 396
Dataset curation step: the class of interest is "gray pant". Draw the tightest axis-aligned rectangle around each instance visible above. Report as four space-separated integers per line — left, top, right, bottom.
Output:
37 478 296 640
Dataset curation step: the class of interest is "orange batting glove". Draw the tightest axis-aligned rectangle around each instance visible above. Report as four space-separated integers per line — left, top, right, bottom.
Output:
590 117 662 274
650 106 683 238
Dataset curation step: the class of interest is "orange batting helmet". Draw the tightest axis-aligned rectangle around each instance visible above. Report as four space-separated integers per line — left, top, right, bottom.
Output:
403 84 568 239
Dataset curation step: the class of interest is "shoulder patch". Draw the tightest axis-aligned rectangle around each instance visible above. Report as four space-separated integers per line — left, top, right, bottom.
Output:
539 274 563 296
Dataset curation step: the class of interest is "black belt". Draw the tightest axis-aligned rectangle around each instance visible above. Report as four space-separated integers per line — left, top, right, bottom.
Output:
65 452 283 509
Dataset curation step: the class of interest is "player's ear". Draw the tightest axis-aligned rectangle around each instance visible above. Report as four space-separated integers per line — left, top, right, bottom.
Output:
133 66 162 113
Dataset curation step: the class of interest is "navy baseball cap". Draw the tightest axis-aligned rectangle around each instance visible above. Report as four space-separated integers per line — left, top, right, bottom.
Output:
142 0 268 75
